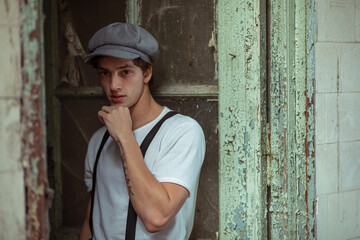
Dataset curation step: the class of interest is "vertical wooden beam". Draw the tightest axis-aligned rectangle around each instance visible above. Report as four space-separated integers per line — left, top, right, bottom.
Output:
126 0 140 24
217 0 267 239
305 0 316 238
21 0 48 239
43 0 62 238
267 0 316 239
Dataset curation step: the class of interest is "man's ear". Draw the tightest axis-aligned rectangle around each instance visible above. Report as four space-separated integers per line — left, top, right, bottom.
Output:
143 65 152 84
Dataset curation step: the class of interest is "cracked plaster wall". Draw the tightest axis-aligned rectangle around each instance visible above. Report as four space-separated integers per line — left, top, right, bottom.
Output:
0 0 26 239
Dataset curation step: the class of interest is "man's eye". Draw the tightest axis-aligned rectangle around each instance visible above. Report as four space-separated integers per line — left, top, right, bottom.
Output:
122 70 131 75
98 71 108 76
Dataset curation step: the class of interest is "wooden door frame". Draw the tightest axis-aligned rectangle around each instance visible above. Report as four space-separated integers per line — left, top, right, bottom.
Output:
217 0 316 239
43 0 316 239
22 0 49 239
44 0 219 238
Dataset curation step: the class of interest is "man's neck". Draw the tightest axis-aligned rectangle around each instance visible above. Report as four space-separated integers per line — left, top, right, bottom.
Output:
130 89 163 130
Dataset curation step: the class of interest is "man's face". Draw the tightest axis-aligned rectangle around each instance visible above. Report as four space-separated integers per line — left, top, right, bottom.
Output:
97 56 151 108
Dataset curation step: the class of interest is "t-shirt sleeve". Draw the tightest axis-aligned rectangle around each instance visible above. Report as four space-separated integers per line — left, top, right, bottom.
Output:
84 147 94 192
152 118 206 197
84 127 107 192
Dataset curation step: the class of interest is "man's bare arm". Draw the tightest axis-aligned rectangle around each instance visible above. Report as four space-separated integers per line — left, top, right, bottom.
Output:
120 135 189 233
79 198 92 240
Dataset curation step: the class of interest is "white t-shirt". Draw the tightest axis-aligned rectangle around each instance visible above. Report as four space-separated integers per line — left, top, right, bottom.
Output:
84 107 206 240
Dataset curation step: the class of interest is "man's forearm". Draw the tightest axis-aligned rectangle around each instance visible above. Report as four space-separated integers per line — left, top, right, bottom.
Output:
79 198 92 240
118 134 188 232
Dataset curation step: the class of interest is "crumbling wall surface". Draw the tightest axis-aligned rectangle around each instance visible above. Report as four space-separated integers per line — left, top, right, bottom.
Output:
315 0 360 239
218 0 316 239
267 0 316 239
21 0 49 239
0 0 26 239
217 0 268 239
140 0 216 88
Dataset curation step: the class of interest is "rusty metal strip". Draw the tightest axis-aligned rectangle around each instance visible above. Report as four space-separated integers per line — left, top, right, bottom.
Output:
305 0 316 238
21 0 48 239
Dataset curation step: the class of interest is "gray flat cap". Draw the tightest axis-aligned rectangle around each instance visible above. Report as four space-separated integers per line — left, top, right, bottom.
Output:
84 22 159 64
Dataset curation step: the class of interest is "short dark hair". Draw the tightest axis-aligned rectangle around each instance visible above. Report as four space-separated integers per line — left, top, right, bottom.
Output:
133 58 154 90
132 58 151 73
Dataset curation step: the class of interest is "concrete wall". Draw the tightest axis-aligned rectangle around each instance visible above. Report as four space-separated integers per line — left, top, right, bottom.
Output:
316 0 360 239
0 0 26 239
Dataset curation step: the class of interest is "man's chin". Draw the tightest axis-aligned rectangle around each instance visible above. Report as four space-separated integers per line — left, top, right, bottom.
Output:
110 101 130 108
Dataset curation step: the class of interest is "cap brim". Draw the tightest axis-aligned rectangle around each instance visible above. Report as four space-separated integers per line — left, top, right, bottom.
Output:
83 45 152 64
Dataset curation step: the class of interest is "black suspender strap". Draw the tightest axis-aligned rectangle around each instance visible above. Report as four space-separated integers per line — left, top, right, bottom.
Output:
89 111 177 239
125 111 177 240
139 111 178 156
89 130 110 233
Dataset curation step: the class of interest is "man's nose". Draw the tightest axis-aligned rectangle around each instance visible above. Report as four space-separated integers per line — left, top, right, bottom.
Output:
110 74 122 91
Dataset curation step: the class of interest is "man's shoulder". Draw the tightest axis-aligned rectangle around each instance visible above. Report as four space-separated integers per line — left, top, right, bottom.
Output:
159 111 205 142
163 111 202 130
88 125 108 148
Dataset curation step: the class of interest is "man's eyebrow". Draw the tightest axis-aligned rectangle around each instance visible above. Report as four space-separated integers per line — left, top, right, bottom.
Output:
97 64 134 70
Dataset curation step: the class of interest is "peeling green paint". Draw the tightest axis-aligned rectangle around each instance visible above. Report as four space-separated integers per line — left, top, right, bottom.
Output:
305 0 316 238
126 0 140 25
217 0 267 239
267 0 316 239
21 0 48 238
218 0 315 239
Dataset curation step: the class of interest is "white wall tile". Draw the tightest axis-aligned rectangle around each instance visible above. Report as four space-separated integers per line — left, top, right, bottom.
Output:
315 43 339 93
0 99 21 172
0 170 26 240
0 0 20 25
340 44 360 92
317 0 355 42
316 195 329 240
358 191 360 238
355 190 360 239
315 93 338 144
0 25 21 98
327 192 360 240
340 141 360 191
339 191 360 238
316 1 360 239
356 0 360 41
316 143 338 195
316 94 327 144
339 93 360 142
325 94 339 143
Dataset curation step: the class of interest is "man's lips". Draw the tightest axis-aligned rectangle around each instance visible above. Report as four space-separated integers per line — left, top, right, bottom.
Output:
110 94 126 102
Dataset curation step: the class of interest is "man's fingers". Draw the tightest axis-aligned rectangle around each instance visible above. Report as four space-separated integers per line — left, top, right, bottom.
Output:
98 110 106 124
101 105 111 113
98 115 105 124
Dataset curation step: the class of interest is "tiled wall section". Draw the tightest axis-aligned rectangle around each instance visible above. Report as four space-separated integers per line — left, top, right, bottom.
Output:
316 0 360 239
0 0 26 239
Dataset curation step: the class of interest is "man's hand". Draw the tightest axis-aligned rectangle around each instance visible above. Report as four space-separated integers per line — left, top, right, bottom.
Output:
98 105 133 143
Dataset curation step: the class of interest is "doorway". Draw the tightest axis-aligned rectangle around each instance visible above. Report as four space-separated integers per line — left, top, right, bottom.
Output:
44 1 219 239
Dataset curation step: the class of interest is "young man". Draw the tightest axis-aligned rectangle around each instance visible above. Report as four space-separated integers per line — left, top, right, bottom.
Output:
79 22 205 240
